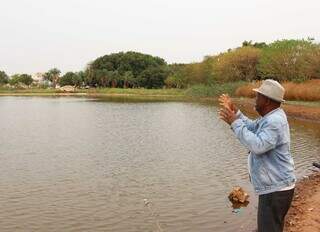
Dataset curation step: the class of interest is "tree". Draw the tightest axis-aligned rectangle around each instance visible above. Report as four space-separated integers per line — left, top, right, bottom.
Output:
44 68 61 87
9 74 33 86
165 75 185 88
19 74 33 85
109 71 120 88
166 64 187 88
242 40 267 48
242 40 253 47
0 71 9 84
258 39 320 81
138 66 168 88
95 69 111 87
121 71 135 88
59 72 76 86
212 46 261 82
74 71 85 87
253 42 267 49
88 51 168 88
59 71 84 87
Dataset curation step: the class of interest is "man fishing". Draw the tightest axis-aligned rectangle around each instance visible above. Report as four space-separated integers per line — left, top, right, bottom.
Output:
218 79 296 232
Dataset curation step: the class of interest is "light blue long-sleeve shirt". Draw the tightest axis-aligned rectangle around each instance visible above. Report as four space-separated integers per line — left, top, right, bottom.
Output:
231 108 296 195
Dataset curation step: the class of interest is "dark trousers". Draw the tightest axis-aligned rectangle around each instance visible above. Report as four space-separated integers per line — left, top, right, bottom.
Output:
258 189 294 232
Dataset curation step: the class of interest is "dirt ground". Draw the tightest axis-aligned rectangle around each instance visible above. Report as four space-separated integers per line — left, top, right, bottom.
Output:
284 172 320 232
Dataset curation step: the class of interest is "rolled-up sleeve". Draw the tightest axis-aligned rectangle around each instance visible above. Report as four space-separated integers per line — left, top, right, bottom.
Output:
231 119 278 155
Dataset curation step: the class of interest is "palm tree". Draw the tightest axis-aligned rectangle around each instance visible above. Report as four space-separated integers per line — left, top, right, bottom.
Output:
109 71 120 88
44 68 61 88
122 71 134 88
96 69 109 87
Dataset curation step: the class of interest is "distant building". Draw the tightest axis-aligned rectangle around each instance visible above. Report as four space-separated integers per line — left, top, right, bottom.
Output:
32 72 44 83
32 72 51 86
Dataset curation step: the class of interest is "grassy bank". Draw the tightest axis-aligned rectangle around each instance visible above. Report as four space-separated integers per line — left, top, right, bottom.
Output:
0 87 185 95
0 87 188 102
0 82 244 98
0 87 63 94
184 81 247 97
88 87 185 96
1 81 320 104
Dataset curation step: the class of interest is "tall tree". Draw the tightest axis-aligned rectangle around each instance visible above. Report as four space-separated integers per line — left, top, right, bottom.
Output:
44 68 61 88
0 71 9 84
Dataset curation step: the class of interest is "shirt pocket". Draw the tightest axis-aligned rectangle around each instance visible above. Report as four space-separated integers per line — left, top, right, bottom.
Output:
258 162 273 186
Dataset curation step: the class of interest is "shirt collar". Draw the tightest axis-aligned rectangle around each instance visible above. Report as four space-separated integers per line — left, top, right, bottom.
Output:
262 107 281 119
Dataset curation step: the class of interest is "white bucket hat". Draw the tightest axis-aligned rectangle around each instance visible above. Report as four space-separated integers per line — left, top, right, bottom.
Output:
253 79 285 103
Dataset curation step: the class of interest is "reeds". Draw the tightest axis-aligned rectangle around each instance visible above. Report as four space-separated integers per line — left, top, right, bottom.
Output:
235 80 320 101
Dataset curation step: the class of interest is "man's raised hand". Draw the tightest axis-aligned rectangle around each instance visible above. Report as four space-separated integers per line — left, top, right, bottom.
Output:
218 94 238 113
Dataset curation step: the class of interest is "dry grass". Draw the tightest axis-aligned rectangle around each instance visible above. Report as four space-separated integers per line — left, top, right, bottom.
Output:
235 79 320 101
284 80 320 101
235 81 260 98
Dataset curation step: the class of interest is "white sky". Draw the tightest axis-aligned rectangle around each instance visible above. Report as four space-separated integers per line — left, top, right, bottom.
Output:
1 0 319 75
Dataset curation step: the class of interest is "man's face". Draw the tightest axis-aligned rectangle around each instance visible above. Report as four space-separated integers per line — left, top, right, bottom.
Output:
255 93 267 115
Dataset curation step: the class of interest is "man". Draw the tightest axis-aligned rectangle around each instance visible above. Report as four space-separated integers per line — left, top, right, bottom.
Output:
218 79 296 232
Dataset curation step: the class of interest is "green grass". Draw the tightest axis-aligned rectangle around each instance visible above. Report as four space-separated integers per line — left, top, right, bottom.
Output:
89 87 186 96
0 87 82 94
185 81 247 97
285 100 320 107
0 87 185 95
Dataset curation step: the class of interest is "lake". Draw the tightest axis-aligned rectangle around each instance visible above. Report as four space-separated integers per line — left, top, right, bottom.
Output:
0 96 319 231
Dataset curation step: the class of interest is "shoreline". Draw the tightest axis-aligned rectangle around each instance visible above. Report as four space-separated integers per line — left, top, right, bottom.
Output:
1 92 319 123
284 172 320 232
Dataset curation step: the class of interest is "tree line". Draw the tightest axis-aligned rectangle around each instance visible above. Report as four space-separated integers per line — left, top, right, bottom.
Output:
165 38 320 88
1 39 320 88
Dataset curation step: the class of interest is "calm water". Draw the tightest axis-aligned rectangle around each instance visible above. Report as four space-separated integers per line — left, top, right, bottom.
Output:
0 97 319 232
